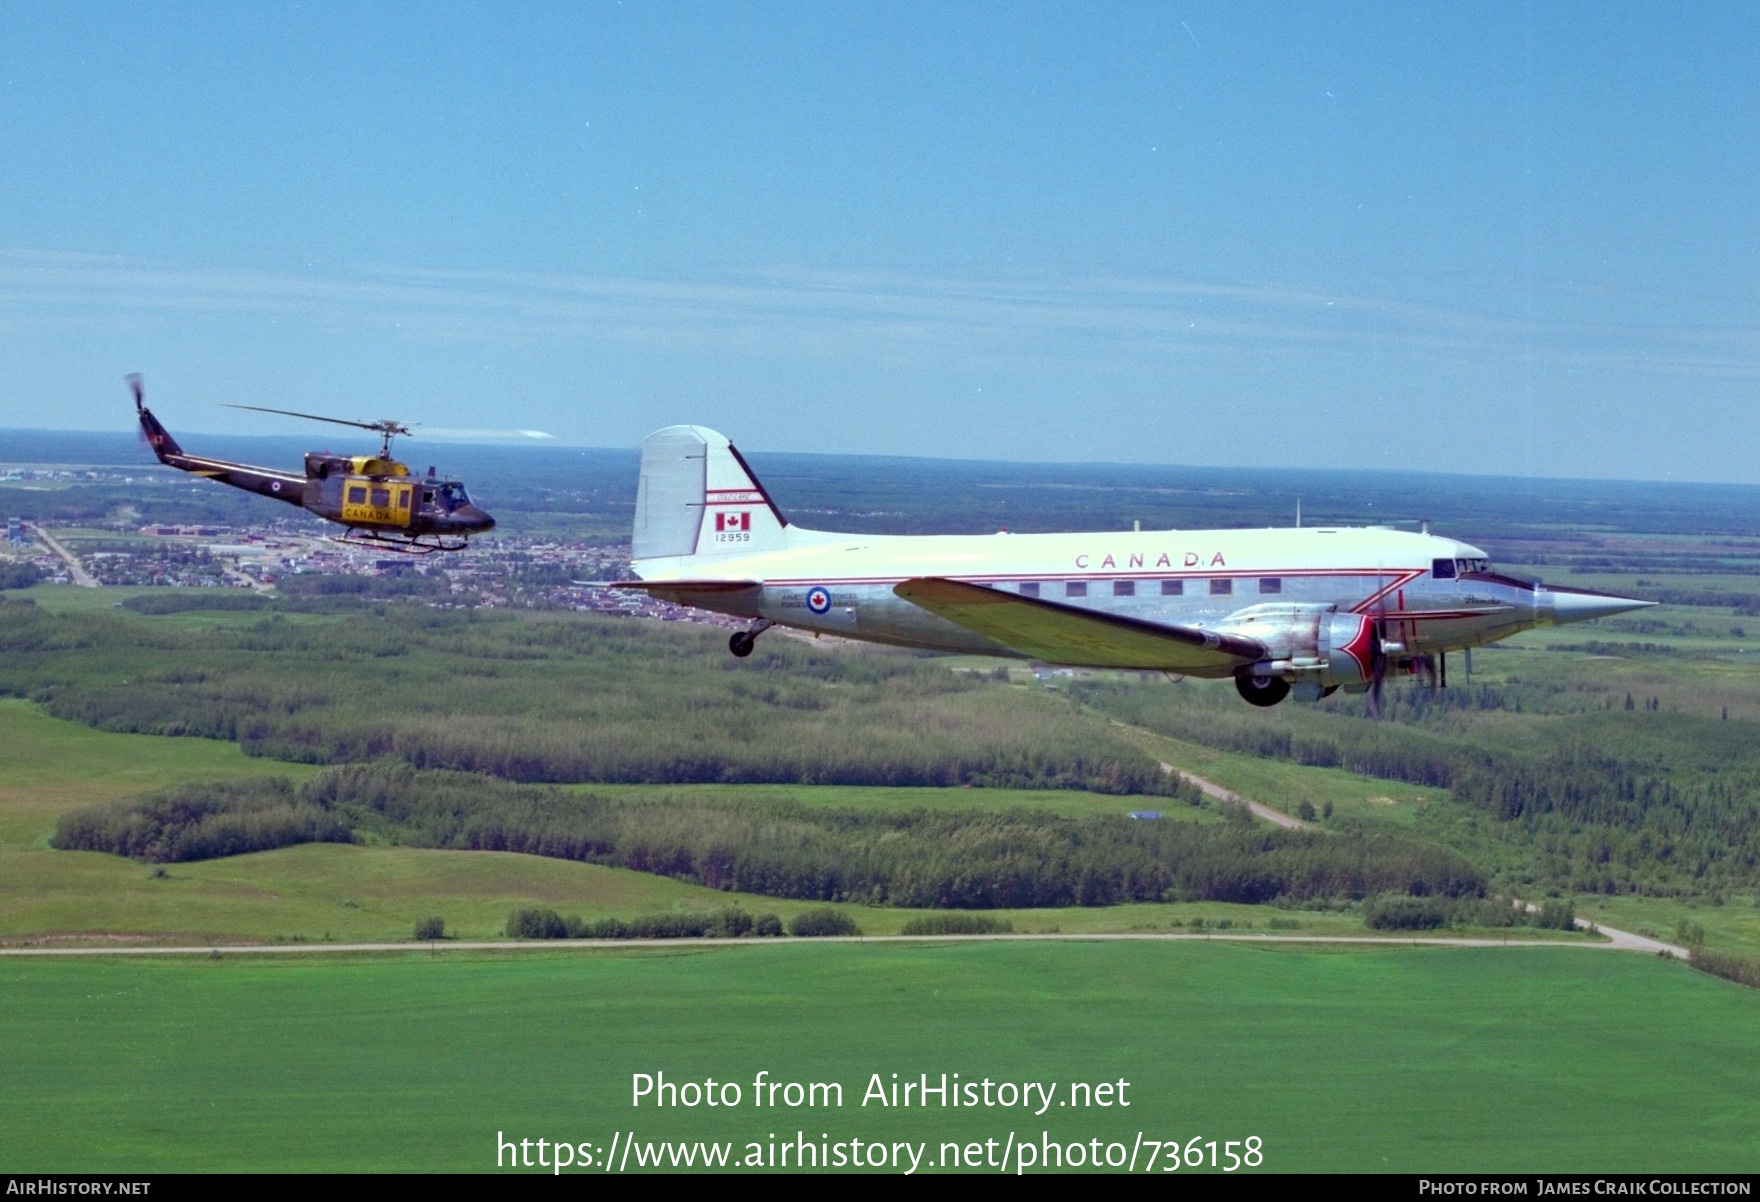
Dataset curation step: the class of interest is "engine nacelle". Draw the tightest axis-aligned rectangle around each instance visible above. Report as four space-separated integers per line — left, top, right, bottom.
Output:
1314 611 1381 688
1215 604 1384 695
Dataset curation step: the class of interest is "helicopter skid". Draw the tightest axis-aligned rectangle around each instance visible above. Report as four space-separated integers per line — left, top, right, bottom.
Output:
329 529 470 555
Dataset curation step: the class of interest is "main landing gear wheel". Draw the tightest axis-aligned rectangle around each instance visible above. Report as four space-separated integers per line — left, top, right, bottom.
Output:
727 619 774 659
1235 673 1291 707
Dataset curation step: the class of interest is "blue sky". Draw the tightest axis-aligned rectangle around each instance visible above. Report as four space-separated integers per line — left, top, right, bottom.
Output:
1 2 1756 481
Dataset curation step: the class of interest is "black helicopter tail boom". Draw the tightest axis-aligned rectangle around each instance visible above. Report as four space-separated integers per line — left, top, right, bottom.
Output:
131 377 307 509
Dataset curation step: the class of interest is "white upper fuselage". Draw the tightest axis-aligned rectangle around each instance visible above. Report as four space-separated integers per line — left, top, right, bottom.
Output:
635 523 1543 669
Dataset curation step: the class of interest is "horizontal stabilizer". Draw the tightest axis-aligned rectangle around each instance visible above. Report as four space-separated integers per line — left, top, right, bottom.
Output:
608 580 762 609
893 577 1266 671
607 580 761 593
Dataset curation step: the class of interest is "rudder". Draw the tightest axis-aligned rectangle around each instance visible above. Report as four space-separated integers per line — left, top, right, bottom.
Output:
129 374 185 461
632 425 789 562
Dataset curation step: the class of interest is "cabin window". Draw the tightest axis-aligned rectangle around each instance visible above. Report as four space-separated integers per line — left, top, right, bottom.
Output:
370 488 391 507
398 491 412 509
1209 578 1232 596
1018 582 1040 598
1113 580 1135 597
1065 582 1088 598
1432 558 1457 580
1160 579 1183 596
347 486 367 504
1259 577 1281 594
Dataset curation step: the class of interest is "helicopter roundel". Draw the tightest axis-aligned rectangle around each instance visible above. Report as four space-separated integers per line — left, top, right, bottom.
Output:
270 481 282 493
806 586 833 614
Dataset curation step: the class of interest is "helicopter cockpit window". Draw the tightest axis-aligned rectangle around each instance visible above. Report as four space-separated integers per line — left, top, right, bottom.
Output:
436 483 472 509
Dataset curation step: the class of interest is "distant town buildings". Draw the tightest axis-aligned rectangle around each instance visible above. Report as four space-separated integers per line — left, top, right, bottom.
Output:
0 459 730 624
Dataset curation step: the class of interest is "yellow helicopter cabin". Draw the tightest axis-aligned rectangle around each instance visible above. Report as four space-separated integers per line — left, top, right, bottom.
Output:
337 457 416 528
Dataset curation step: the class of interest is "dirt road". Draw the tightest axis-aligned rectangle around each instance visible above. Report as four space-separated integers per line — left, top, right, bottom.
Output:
28 523 96 587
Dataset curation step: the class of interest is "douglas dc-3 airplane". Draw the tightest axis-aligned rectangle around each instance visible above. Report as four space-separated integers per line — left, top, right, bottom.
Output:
613 426 1652 706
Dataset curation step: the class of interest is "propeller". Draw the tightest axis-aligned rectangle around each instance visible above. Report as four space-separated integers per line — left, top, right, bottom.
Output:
127 373 144 412
1359 620 1383 717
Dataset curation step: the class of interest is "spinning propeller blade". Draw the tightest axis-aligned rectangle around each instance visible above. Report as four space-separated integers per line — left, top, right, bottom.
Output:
1368 620 1389 718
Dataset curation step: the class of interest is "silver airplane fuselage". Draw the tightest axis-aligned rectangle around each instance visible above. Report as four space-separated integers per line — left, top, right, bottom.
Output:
620 425 1652 705
638 525 1629 661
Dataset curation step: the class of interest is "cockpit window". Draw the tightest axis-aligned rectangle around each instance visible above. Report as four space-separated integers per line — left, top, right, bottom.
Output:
436 483 473 509
1458 557 1490 574
1432 558 1457 580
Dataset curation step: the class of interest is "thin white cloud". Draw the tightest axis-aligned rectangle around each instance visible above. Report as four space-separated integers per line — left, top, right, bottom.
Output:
0 247 1755 379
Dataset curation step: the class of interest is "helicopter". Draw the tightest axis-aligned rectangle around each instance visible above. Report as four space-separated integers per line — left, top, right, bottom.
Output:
130 375 496 553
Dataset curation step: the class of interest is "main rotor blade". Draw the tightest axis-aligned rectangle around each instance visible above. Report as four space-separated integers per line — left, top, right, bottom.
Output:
218 403 411 437
420 427 557 443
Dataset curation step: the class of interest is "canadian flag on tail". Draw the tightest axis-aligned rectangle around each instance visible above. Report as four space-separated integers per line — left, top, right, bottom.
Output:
634 426 793 561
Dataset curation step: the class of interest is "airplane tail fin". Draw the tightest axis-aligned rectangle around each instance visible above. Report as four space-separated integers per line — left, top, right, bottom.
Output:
129 375 184 461
633 425 790 563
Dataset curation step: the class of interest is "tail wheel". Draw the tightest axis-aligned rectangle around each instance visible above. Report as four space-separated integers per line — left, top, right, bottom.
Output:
1235 673 1291 707
728 632 756 657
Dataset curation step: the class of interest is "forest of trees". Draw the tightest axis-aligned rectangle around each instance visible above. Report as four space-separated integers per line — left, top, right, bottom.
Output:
0 597 1182 795
56 762 1486 908
1071 677 1760 896
14 588 1760 903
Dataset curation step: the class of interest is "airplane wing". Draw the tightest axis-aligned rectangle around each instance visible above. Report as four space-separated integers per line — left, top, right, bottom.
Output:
893 577 1267 672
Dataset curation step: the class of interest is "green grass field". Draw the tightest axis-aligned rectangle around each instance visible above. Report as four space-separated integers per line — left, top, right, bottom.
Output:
0 698 1368 943
0 584 1751 1177
2 941 1753 1173
0 698 318 851
8 840 1394 944
1583 894 1760 956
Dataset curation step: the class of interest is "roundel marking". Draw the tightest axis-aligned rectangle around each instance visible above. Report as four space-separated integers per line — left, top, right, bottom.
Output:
806 586 833 615
270 481 282 493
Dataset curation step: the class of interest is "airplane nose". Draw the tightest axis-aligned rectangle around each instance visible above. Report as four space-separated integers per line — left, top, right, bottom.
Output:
1538 585 1655 626
458 505 495 532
